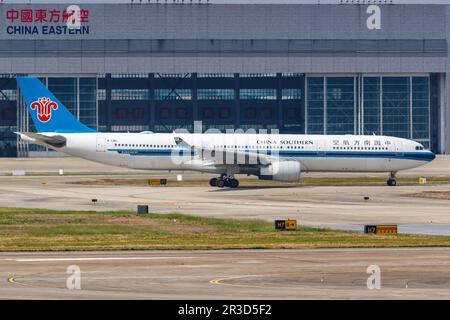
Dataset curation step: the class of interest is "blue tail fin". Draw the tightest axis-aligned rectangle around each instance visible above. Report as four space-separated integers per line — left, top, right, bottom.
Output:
17 77 95 133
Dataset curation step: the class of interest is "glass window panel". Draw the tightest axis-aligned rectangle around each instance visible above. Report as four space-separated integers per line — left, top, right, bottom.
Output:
282 88 301 100
111 89 148 100
79 77 97 129
155 89 191 100
0 90 17 101
382 77 410 139
48 77 77 117
240 89 276 100
111 74 147 78
412 77 429 141
197 73 234 78
363 77 381 135
326 77 355 134
306 77 324 134
240 73 276 78
198 89 234 100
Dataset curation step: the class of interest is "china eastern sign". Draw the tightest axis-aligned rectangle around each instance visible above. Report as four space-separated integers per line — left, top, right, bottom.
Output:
4 5 90 36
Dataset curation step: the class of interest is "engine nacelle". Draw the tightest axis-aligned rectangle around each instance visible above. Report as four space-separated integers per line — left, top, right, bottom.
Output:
259 161 301 182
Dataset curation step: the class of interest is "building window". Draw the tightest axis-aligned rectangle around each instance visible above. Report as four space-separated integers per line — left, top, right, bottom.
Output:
362 76 430 147
115 108 128 120
159 108 170 119
306 77 324 134
79 77 97 129
363 77 381 135
240 89 276 100
240 73 277 78
306 77 355 135
155 89 191 100
0 107 15 121
97 89 106 101
282 73 304 77
245 107 257 118
176 108 187 119
202 108 214 119
111 89 148 100
219 108 230 119
133 108 145 120
282 88 301 100
382 77 410 139
197 73 234 78
285 108 299 120
111 74 148 78
412 77 430 141
326 77 355 135
198 89 234 100
262 108 273 119
155 73 190 78
0 89 17 101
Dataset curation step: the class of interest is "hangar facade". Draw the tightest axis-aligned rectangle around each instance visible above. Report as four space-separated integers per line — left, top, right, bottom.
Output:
0 0 448 157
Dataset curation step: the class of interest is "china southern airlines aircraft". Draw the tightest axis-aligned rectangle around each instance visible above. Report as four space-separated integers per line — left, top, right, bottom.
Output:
16 77 435 188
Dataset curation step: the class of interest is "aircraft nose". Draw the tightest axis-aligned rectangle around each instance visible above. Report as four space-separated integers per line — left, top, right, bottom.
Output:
427 151 436 161
430 151 436 160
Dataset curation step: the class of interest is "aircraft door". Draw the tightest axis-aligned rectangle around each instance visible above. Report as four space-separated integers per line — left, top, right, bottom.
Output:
394 140 404 157
317 139 326 156
96 135 106 152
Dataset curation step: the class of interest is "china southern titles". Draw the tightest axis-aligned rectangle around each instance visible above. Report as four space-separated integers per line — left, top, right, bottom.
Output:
6 25 90 35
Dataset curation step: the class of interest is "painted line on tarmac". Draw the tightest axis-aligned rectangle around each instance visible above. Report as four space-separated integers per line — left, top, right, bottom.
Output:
4 256 195 262
210 273 310 290
7 276 32 287
210 275 262 288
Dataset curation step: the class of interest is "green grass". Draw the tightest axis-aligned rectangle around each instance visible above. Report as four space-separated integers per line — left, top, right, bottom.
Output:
1 207 450 251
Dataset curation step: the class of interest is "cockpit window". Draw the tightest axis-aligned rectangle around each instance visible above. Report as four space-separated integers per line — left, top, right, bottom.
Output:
415 146 424 150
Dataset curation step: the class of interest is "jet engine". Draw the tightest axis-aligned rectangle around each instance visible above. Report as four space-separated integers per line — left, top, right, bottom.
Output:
259 161 301 182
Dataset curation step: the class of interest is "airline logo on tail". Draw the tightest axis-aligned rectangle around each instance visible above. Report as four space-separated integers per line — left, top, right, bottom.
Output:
30 97 58 123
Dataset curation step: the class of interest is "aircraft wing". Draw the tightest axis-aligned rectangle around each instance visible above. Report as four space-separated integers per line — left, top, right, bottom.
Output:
173 136 274 166
15 132 67 148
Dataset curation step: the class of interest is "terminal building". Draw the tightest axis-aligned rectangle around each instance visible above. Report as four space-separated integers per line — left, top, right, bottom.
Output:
0 0 448 157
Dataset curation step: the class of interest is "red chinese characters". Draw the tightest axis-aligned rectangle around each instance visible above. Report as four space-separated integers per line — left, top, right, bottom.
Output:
20 9 33 23
6 8 89 24
35 9 47 23
6 9 19 22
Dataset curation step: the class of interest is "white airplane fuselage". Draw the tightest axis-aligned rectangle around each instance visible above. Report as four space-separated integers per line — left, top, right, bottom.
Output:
24 132 435 175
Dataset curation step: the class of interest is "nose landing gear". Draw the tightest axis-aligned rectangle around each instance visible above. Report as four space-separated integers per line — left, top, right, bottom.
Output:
209 175 239 188
387 171 397 186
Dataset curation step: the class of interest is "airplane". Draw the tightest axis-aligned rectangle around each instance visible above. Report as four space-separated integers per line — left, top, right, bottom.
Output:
15 76 435 188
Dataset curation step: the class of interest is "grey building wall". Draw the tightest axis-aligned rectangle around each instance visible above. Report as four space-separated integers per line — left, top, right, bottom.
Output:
0 4 447 74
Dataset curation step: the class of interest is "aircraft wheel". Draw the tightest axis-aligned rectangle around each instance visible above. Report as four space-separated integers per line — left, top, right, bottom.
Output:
229 179 239 188
217 179 225 188
209 178 218 187
387 179 397 186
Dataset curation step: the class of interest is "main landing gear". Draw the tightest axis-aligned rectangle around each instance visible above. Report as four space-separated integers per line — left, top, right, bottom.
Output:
209 175 240 188
387 171 397 186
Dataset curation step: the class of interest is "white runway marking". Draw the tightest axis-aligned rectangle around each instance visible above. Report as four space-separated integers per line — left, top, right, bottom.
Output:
3 256 195 262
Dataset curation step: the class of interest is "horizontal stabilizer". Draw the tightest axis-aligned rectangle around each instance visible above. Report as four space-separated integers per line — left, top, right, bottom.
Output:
16 132 67 148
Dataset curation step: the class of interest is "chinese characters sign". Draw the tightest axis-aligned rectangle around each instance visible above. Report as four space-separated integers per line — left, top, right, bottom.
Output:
4 6 90 36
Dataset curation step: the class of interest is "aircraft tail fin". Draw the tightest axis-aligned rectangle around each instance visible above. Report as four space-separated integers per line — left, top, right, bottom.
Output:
16 77 95 133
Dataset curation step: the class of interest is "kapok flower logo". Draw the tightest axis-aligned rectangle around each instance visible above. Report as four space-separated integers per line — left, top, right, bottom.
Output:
30 97 58 123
